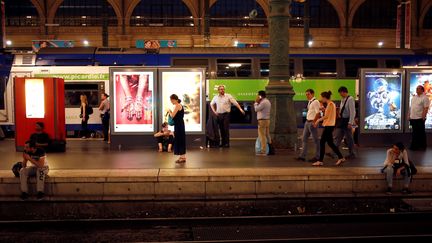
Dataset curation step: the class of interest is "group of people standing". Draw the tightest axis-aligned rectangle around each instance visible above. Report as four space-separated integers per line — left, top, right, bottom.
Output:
79 93 110 142
297 87 356 166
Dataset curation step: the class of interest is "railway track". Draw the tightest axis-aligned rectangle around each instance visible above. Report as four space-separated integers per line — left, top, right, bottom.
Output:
1 212 431 242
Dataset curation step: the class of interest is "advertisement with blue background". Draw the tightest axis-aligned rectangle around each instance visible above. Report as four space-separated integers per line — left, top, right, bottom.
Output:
363 71 403 132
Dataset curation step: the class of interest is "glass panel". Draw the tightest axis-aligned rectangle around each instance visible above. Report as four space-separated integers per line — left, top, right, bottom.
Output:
344 59 378 78
303 59 337 77
64 83 100 108
55 0 117 26
353 0 398 28
385 59 401 68
131 0 193 27
210 0 267 27
217 59 252 77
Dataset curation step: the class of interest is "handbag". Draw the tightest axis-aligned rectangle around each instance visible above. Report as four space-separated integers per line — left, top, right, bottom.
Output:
166 112 175 126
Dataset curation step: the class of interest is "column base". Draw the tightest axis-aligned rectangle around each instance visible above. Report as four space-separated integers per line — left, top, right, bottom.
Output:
265 84 297 150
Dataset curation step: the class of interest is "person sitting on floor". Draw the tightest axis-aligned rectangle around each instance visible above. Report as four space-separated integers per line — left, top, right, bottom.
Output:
29 122 51 150
154 122 174 152
382 142 412 195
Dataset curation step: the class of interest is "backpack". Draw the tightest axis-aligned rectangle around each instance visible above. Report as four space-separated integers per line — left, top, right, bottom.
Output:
86 104 93 115
408 160 417 176
12 162 23 177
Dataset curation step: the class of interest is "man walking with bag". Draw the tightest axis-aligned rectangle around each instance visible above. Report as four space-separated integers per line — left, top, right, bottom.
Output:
334 86 356 159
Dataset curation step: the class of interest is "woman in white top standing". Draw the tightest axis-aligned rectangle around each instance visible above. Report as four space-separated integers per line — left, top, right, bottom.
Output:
382 142 412 195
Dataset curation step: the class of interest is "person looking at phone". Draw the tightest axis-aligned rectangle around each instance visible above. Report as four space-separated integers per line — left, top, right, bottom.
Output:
254 90 272 156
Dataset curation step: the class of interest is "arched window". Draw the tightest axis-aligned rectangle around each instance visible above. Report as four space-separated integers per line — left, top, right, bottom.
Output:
353 0 398 28
54 0 117 26
290 0 339 28
209 0 267 27
4 0 39 26
424 7 432 29
131 0 193 27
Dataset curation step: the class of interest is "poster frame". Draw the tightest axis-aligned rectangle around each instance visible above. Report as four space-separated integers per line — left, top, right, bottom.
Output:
360 68 405 134
405 68 432 133
109 67 157 135
158 68 206 135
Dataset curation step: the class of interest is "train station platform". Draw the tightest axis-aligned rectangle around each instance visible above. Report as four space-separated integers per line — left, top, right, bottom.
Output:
1 139 432 201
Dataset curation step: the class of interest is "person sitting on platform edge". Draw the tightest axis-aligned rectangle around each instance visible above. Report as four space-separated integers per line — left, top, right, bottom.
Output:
154 122 174 152
19 140 49 200
382 142 412 195
29 122 51 150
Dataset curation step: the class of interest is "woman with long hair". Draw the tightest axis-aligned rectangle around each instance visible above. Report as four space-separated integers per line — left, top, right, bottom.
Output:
313 91 345 166
80 94 89 139
166 94 186 163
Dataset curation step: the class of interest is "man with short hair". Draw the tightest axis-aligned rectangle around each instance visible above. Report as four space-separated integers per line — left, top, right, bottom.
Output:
29 122 51 149
334 86 356 159
19 140 49 200
254 90 272 156
210 85 245 148
410 85 430 150
297 89 321 162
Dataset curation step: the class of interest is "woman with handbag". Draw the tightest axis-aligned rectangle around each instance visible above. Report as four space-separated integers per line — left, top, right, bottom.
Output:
166 94 186 163
313 91 345 166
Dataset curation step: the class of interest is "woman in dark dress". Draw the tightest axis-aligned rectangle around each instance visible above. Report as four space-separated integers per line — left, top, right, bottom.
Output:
166 94 186 163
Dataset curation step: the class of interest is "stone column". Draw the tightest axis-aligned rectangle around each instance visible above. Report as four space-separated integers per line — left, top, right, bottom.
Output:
266 0 297 149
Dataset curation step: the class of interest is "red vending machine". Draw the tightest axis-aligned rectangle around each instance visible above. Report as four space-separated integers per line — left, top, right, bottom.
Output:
14 77 65 151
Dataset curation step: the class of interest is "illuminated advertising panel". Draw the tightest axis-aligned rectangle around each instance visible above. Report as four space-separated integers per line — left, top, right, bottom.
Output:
111 68 155 134
360 70 404 133
407 70 432 130
160 69 204 133
25 79 45 118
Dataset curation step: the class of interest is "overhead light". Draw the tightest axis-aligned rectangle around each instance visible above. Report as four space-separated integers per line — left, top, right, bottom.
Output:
83 40 89 46
244 16 249 19
26 16 32 19
6 40 12 46
233 40 239 47
228 63 242 68
308 40 313 47
189 16 193 19
81 16 87 19
136 16 141 19
82 23 87 26
378 41 384 47
189 23 194 26
296 17 300 20
149 23 164 26
225 66 229 69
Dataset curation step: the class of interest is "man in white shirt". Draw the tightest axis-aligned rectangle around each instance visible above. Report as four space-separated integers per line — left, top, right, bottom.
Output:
297 89 321 162
409 85 430 150
98 93 110 142
254 90 272 155
210 85 245 148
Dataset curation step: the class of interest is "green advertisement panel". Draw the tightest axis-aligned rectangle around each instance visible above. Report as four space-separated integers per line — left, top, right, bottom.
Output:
208 79 357 101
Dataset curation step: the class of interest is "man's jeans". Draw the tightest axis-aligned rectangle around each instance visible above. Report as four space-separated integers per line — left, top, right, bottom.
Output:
385 166 410 188
20 166 49 193
334 126 355 156
300 121 320 159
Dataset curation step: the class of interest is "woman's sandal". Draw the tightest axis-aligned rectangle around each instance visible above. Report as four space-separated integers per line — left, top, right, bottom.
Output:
335 158 346 166
312 161 324 166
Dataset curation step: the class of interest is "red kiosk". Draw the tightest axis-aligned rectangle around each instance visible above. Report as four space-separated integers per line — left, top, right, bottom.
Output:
14 77 66 151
